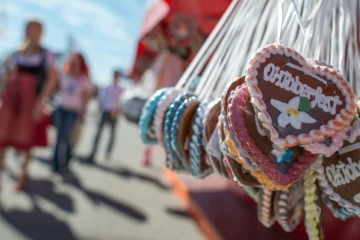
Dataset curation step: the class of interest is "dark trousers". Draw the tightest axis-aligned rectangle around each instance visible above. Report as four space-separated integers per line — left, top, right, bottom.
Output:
52 107 78 171
90 111 117 158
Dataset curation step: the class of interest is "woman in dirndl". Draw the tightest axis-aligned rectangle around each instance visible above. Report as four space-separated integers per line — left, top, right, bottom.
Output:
0 19 57 190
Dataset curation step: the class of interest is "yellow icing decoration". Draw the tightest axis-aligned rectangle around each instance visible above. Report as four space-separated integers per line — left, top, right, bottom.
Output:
287 108 300 116
223 128 289 190
304 168 321 240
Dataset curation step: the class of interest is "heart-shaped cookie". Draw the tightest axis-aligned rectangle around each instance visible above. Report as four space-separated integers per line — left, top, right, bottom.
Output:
153 88 185 145
322 193 356 220
215 116 232 178
315 119 360 215
274 180 303 232
139 88 169 144
164 92 193 169
225 155 260 187
257 188 275 228
188 99 213 178
245 43 357 148
221 76 245 116
171 96 200 172
227 83 317 187
221 110 257 172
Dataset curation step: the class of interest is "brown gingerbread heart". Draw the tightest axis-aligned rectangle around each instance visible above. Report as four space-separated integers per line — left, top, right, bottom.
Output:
315 119 360 215
221 76 245 116
227 83 317 186
172 98 200 170
203 100 228 178
273 180 303 232
322 193 356 220
226 155 260 187
245 43 357 148
257 188 275 228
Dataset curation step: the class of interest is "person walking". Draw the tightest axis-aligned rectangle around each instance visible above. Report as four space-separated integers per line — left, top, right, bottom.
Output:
88 70 125 162
0 19 57 190
51 52 92 173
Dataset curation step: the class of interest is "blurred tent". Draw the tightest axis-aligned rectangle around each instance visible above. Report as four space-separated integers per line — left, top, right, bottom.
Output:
128 0 232 81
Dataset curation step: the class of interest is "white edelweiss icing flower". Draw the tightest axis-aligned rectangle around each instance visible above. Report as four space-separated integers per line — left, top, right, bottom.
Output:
271 96 316 129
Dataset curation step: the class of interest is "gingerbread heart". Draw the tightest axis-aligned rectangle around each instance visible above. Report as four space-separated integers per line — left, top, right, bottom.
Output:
225 155 260 187
171 97 200 171
164 92 193 170
245 43 357 148
139 88 169 145
315 119 360 215
274 180 303 232
257 188 275 228
188 99 213 178
203 100 228 178
153 88 184 145
227 83 317 187
221 76 245 116
321 193 356 220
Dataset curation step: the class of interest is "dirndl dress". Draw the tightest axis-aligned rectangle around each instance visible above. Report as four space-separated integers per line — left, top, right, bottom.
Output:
0 52 49 150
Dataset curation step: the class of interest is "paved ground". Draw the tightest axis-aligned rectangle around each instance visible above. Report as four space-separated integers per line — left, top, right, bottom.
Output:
0 102 203 240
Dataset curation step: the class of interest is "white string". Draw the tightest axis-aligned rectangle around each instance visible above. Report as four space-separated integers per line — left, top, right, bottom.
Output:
277 0 284 42
197 1 244 99
205 0 254 98
235 0 270 75
314 0 330 60
185 0 242 91
175 0 240 88
216 0 266 93
213 3 254 96
338 0 346 73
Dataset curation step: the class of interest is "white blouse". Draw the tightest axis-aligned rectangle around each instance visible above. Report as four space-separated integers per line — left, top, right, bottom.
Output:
9 50 56 69
58 74 92 112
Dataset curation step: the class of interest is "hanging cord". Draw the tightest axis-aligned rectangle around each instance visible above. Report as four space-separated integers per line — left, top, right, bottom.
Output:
242 0 279 68
297 0 323 57
337 0 346 73
196 3 243 100
313 0 330 60
195 0 245 99
175 0 241 89
235 0 272 75
203 0 255 99
183 0 242 91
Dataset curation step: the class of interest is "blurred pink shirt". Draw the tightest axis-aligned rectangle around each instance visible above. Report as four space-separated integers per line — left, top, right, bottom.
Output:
99 84 125 112
58 74 92 112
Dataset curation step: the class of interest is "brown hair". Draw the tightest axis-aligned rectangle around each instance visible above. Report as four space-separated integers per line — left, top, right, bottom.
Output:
63 52 90 79
19 18 43 52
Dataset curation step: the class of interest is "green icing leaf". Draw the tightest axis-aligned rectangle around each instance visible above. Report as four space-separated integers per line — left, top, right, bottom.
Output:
351 115 359 126
299 97 311 112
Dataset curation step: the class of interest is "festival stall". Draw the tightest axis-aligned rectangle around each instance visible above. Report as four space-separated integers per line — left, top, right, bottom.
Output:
128 0 232 82
124 0 231 124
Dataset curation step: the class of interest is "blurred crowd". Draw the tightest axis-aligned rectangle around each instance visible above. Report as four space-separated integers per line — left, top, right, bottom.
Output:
0 19 126 191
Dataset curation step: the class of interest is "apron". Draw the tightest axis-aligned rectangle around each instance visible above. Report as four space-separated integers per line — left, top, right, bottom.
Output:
0 51 48 150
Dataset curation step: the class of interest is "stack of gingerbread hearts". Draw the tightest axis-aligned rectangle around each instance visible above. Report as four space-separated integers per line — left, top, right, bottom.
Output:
217 43 357 234
138 86 220 177
138 0 360 237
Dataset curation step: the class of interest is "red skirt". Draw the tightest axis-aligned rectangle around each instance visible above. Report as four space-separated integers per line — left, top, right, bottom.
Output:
0 73 48 150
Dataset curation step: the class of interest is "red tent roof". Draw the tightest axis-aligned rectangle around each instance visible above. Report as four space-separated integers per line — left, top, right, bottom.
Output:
128 0 231 80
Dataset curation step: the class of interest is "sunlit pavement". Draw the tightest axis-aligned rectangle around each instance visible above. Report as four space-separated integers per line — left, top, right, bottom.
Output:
0 102 202 240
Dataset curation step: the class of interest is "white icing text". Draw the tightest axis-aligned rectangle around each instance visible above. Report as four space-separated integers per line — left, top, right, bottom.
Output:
326 157 360 187
263 63 342 115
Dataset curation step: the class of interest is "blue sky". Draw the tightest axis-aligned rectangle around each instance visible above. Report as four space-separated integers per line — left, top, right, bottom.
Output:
0 0 149 86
